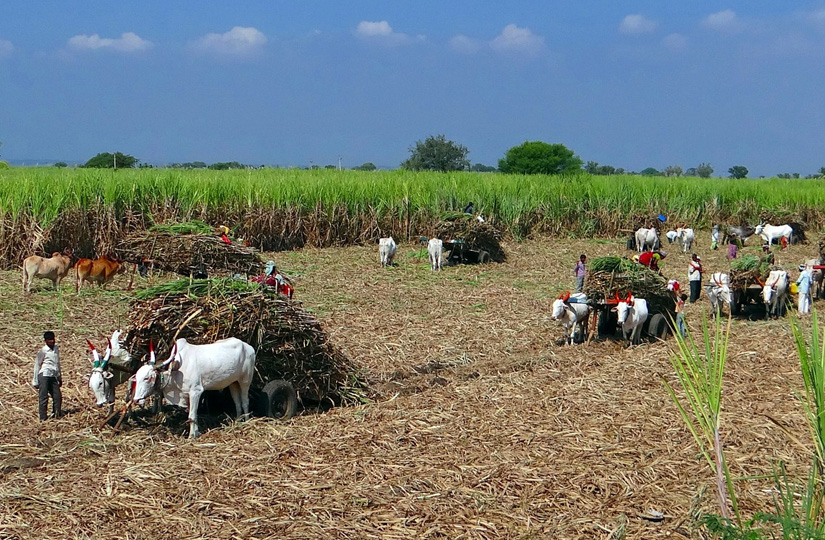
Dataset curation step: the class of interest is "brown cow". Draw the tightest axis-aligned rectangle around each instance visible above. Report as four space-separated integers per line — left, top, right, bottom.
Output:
22 248 74 294
75 255 128 294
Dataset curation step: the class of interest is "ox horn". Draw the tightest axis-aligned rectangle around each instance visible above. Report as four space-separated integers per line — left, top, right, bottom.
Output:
156 341 177 371
87 339 101 368
101 338 112 370
148 340 156 365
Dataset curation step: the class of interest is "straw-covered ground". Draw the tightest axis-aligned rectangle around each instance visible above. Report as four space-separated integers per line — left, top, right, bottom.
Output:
0 232 820 539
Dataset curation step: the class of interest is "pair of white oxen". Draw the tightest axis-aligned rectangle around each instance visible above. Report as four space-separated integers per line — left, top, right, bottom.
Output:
640 226 695 253
551 292 650 346
704 270 791 319
379 236 444 271
87 331 256 438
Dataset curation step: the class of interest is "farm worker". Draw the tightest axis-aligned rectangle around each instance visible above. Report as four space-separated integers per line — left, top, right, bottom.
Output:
463 202 474 215
639 250 665 272
688 254 702 303
727 241 738 260
675 293 688 338
796 264 813 315
711 225 720 250
32 331 62 421
574 254 587 292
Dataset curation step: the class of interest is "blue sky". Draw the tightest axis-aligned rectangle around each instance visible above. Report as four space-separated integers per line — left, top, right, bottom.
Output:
1 1 825 176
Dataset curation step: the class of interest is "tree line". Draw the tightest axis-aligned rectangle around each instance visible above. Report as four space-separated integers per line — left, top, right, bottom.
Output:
30 141 825 179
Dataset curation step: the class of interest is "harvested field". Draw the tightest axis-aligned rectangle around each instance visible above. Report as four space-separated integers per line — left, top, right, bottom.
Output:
0 232 821 539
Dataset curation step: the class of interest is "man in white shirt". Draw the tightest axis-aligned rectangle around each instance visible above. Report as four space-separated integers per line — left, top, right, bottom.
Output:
32 331 62 421
688 254 703 303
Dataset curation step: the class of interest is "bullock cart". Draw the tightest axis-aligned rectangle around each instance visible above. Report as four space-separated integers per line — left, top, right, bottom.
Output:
728 253 778 316
120 278 368 426
582 257 677 342
434 215 506 265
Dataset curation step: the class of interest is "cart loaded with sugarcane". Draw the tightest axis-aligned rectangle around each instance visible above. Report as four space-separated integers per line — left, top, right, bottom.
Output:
580 256 677 342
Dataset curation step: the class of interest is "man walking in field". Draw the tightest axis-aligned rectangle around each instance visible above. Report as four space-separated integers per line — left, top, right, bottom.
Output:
32 331 62 421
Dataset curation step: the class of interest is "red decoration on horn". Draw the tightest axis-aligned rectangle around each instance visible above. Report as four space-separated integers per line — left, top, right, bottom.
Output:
86 339 96 351
562 291 570 302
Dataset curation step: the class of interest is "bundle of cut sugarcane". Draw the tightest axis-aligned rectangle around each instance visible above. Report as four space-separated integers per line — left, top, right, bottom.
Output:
116 227 263 277
730 254 773 288
123 278 369 406
435 216 506 262
583 256 675 313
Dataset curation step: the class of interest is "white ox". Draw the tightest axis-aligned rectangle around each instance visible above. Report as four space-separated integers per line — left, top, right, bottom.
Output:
378 237 397 267
131 337 256 438
615 293 649 345
551 293 591 345
635 228 659 252
86 337 114 413
676 228 695 253
705 272 732 317
428 238 443 271
22 250 73 294
755 223 793 246
762 270 789 319
665 230 679 244
86 330 134 414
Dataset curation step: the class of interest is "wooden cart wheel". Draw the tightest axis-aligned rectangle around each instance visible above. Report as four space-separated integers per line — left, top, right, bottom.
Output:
647 313 669 340
259 380 297 420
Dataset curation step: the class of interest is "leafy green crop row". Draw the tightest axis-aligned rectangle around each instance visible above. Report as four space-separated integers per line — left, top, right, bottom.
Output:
1 168 824 234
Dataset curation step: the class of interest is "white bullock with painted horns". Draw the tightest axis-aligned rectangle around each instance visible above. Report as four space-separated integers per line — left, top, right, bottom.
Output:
551 291 591 345
131 337 256 438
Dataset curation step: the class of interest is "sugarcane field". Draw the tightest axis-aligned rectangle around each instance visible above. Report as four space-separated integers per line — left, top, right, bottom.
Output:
3 201 825 539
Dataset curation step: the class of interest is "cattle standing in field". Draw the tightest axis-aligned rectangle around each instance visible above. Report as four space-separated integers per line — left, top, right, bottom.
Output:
378 237 397 268
705 272 732 317
131 337 256 438
75 255 128 294
755 222 793 247
676 228 695 253
428 238 443 271
551 292 591 345
722 225 755 247
635 228 659 252
762 270 790 319
22 248 73 294
614 292 649 345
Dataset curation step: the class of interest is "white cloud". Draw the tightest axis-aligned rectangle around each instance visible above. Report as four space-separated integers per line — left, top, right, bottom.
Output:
191 26 268 56
449 34 482 54
703 10 739 31
67 32 153 53
619 14 658 35
490 24 545 57
0 39 13 58
663 33 687 52
354 20 423 46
